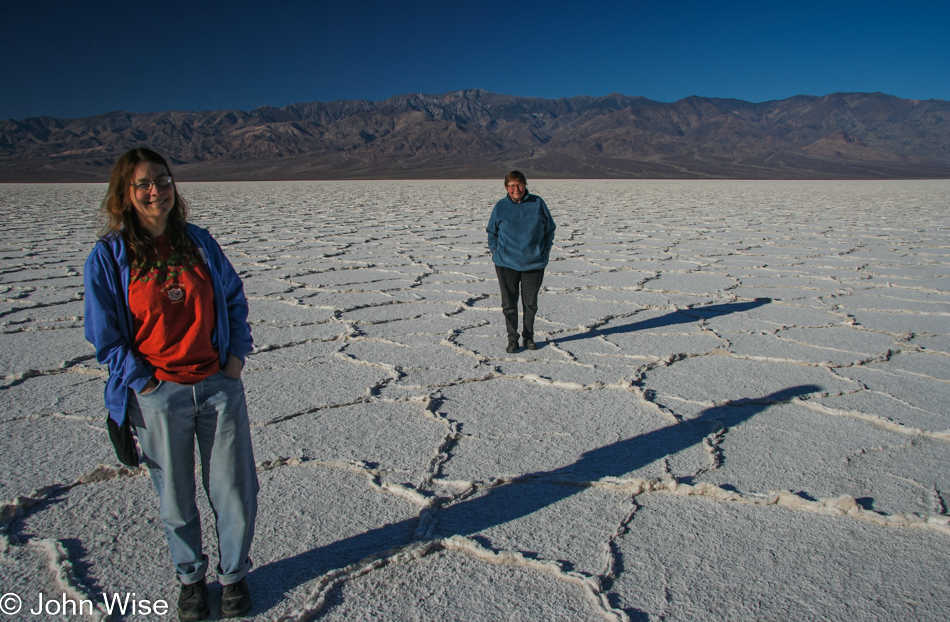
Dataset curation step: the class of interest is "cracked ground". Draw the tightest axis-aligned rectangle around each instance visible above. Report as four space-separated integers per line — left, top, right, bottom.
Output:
1 179 949 621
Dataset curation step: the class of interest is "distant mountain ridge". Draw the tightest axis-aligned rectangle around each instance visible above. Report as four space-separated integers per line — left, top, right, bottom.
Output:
1 90 948 181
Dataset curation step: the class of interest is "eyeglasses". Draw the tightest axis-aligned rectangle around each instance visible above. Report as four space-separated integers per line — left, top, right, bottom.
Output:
130 175 173 192
506 183 526 189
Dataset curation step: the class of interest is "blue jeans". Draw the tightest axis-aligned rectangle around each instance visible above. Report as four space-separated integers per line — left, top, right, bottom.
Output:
129 371 258 585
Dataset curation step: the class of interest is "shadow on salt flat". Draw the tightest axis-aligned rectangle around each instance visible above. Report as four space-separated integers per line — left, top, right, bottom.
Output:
554 298 771 345
250 383 819 616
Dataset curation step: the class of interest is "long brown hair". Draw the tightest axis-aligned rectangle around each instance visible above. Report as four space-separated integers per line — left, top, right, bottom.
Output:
100 148 190 268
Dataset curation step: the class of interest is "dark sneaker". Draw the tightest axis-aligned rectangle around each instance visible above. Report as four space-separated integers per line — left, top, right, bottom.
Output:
506 341 519 353
524 338 537 350
177 579 210 622
221 577 252 618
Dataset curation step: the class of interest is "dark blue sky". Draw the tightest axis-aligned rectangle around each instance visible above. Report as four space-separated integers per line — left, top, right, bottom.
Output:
2 0 947 121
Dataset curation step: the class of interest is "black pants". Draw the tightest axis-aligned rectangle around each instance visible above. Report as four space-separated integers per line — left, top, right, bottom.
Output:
495 265 544 342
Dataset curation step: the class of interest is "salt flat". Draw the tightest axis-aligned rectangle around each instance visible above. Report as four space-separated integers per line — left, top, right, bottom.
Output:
1 179 949 621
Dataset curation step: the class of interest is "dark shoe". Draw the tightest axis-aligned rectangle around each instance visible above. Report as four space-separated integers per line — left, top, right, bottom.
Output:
524 338 537 350
221 577 252 618
177 579 210 622
506 341 519 353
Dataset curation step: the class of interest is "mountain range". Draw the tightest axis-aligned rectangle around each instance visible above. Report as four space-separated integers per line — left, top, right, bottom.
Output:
1 90 948 181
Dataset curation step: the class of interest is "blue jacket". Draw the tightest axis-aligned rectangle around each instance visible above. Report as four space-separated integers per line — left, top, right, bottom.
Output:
83 223 253 425
486 193 556 271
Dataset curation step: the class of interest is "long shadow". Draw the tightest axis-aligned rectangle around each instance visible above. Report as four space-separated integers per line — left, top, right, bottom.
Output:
553 298 772 345
252 383 819 618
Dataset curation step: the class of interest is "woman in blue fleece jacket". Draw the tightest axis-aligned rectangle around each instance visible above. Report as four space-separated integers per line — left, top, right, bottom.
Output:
486 171 556 352
84 148 256 621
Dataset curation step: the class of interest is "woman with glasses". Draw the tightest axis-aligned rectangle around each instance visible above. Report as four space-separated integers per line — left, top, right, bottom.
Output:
84 148 257 621
486 170 557 353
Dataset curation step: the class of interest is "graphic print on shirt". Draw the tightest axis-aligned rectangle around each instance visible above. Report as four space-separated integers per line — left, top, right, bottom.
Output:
128 234 221 384
163 281 185 303
131 242 202 304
